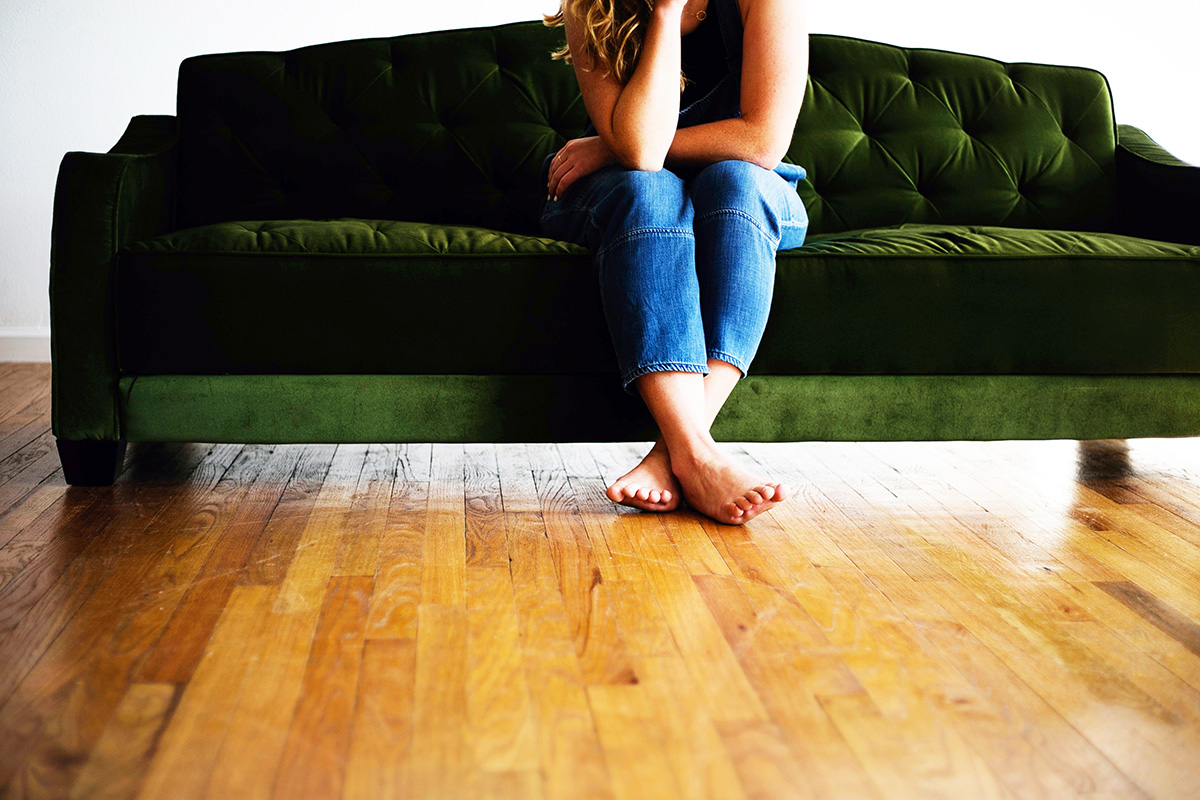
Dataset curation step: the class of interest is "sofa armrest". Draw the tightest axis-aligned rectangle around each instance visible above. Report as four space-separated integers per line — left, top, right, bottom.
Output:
50 114 178 441
1114 124 1200 245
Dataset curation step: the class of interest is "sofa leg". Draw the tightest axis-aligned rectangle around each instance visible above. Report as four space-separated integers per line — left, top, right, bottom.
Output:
56 439 128 486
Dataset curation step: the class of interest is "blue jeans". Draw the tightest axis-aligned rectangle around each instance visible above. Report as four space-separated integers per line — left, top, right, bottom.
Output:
540 159 809 392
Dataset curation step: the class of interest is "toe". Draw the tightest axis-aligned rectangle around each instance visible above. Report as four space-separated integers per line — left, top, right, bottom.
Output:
745 489 765 505
635 487 651 501
734 495 754 512
606 484 624 503
772 482 791 500
757 484 776 501
661 490 673 504
723 502 746 522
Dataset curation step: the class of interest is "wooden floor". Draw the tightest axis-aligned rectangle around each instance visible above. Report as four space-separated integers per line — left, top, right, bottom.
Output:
1 362 1200 799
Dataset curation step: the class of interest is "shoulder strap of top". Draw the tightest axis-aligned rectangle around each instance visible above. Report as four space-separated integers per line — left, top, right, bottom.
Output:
715 0 744 69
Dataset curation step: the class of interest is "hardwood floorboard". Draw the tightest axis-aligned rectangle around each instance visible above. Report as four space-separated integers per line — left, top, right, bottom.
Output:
463 444 505 570
503 446 612 800
0 442 230 711
273 445 372 616
409 603 471 799
929 579 1195 799
587 682 683 800
134 444 308 684
0 370 46 428
239 444 339 587
135 585 280 800
0 442 243 795
0 396 51 465
532 444 636 686
200 599 324 800
333 444 397 578
1 364 1200 798
362 446 429 640
68 683 180 800
272 575 371 800
342 638 417 800
418 444 467 608
463 566 538 772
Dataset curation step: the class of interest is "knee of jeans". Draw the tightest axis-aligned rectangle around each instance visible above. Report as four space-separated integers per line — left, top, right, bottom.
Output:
691 160 787 229
596 169 692 233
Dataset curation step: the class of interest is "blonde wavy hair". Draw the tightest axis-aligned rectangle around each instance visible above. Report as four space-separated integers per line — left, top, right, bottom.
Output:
544 1 686 91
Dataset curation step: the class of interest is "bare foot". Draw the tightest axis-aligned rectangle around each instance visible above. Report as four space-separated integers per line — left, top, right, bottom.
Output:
671 444 789 525
606 441 681 512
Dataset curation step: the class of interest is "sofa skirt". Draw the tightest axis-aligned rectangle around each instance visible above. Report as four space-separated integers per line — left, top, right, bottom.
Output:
116 374 1200 443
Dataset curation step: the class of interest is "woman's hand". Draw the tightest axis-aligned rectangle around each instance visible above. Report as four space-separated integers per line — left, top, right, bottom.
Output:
547 135 620 201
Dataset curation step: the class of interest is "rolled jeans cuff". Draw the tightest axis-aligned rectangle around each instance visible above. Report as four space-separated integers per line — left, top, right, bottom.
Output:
620 361 710 395
706 349 749 378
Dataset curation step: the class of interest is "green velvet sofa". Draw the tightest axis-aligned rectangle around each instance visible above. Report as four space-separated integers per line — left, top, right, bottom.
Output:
50 21 1200 485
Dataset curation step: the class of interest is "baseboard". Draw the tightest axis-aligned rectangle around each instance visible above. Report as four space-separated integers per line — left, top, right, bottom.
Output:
0 328 51 362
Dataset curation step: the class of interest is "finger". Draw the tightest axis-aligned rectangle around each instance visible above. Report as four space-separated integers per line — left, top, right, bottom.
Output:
554 166 581 201
548 159 567 199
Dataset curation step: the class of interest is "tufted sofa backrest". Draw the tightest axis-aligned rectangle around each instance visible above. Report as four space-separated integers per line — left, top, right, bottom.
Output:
793 35 1116 234
175 22 1117 236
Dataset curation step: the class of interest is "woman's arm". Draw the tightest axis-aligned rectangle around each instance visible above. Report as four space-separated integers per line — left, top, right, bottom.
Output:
563 0 689 171
547 0 808 200
665 0 809 170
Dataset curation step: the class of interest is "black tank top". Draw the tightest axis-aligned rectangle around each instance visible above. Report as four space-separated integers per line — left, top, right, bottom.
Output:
680 10 729 111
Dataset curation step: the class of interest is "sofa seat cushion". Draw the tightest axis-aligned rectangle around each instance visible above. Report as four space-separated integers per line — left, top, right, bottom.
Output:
116 219 1200 376
116 219 608 375
761 224 1200 374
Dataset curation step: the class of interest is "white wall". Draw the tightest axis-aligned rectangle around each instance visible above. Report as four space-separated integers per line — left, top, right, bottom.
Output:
2 0 1196 361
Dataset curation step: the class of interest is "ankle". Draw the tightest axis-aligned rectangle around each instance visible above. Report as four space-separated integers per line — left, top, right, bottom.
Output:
669 436 722 472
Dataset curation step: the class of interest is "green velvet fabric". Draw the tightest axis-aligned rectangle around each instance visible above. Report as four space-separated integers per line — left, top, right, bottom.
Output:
116 220 1199 376
761 224 1200 374
791 38 1116 234
118 374 1200 443
175 22 585 235
175 25 1116 237
50 115 178 441
122 218 586 256
116 220 606 375
1115 124 1200 245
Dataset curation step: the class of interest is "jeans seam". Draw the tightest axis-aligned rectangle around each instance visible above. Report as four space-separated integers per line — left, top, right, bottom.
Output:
694 208 780 247
597 227 693 260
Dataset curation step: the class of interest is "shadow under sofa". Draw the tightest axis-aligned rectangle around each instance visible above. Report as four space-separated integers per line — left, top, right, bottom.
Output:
50 23 1200 485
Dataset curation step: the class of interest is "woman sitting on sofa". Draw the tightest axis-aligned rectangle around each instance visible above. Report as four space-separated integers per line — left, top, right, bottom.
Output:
540 0 810 524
